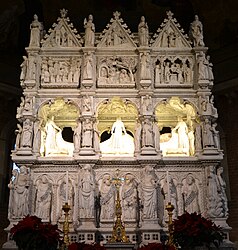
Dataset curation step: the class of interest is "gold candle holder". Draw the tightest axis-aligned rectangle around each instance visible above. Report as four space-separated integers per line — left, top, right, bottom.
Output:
165 202 174 246
62 202 71 247
109 170 129 243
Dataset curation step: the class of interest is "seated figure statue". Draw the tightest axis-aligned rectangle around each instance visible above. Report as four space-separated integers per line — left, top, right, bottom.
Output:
100 117 134 155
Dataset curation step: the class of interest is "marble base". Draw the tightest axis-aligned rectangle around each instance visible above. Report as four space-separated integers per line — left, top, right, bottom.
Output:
104 243 135 250
1 240 18 250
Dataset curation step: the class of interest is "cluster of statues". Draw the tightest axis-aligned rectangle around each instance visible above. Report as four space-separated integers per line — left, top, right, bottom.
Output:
22 11 209 90
206 166 228 218
41 57 81 84
197 52 214 81
14 111 221 158
193 118 221 150
8 164 228 225
28 11 205 49
155 59 193 85
159 29 183 48
98 63 134 86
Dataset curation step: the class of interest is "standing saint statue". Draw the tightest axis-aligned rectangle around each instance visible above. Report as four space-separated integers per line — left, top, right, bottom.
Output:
83 53 93 79
161 176 178 221
111 117 127 151
73 120 82 152
12 166 30 218
100 174 115 220
93 120 101 153
84 14 95 46
140 166 159 219
29 14 43 47
21 119 33 148
134 119 142 153
35 175 52 220
182 174 200 213
79 165 95 218
142 118 154 148
172 117 189 152
44 116 62 156
189 15 205 47
82 118 93 148
8 169 19 219
121 174 138 220
202 118 215 148
33 119 42 153
100 118 134 155
138 16 149 46
15 124 23 149
140 52 151 80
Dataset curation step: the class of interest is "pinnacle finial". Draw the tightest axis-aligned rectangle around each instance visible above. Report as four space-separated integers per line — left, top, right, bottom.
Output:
166 10 174 20
113 11 121 20
60 9 68 18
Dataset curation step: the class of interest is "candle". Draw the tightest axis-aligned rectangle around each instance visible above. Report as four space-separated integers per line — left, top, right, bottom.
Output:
166 171 171 203
66 170 69 203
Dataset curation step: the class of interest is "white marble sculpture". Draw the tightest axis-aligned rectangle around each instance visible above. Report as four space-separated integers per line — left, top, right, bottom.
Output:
8 169 19 218
73 120 81 152
217 167 228 217
189 15 205 47
79 165 95 218
29 14 43 47
140 166 159 219
9 166 30 218
182 174 200 213
100 118 134 155
142 118 154 148
44 116 74 156
161 176 178 220
21 119 33 148
134 119 142 153
35 175 52 220
121 174 138 220
206 166 223 217
160 117 191 156
82 118 93 148
202 118 215 148
57 177 74 221
138 16 149 46
84 14 95 46
7 9 229 245
100 174 115 220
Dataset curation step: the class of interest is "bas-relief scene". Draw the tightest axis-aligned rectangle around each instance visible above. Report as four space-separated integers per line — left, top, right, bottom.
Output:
6 8 230 245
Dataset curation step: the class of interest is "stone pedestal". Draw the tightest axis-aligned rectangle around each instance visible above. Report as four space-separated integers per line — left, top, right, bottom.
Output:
104 243 135 250
2 240 18 250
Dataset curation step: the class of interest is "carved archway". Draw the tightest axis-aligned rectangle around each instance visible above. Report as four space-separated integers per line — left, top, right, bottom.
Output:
38 98 79 128
38 98 79 156
155 96 198 156
96 96 138 138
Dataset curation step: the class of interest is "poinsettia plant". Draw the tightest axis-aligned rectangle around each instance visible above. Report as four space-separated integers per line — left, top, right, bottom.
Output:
138 242 176 250
68 242 106 250
172 212 224 249
10 215 62 250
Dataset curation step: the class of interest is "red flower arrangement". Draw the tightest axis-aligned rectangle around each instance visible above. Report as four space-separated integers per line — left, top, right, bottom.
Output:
172 212 224 249
10 215 62 250
138 242 176 250
68 242 106 250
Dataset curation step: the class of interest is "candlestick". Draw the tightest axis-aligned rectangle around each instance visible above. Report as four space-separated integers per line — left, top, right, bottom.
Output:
166 171 171 202
165 202 175 246
66 170 69 203
62 203 71 247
